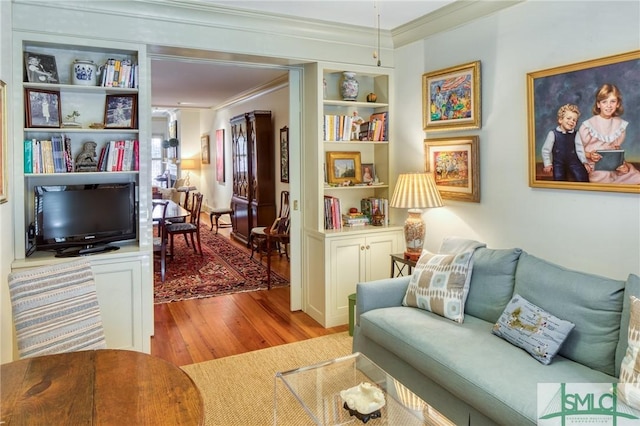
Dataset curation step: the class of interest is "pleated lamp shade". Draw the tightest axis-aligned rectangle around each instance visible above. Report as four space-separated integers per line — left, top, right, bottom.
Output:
390 173 443 260
390 173 443 209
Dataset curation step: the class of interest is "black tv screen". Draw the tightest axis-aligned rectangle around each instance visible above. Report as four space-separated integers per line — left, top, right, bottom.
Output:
33 183 137 254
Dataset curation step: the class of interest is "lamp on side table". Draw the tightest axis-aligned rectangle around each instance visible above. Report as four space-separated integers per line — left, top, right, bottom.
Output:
390 172 443 261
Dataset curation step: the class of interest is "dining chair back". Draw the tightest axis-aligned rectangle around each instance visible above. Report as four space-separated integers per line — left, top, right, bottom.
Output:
8 259 107 359
152 200 170 281
166 192 204 257
250 190 290 259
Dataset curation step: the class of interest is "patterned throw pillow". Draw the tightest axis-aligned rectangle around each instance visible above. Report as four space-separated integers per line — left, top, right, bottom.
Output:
618 295 640 409
402 251 475 323
492 294 575 365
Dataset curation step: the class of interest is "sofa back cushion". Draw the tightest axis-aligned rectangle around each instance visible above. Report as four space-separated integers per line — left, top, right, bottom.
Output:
514 252 625 376
465 248 522 323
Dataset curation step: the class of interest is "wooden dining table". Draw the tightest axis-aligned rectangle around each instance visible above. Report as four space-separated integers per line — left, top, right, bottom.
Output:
153 199 190 222
1 349 204 425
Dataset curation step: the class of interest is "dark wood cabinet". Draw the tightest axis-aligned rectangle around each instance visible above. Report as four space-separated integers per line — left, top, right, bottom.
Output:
230 110 276 245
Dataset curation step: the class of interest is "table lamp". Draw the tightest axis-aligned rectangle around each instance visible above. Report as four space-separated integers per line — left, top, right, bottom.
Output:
180 158 198 186
390 172 443 261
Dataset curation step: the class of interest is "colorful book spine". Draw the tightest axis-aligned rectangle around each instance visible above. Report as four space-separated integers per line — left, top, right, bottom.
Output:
24 140 33 173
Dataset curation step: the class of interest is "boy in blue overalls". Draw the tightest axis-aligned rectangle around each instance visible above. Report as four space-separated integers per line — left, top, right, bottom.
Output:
541 104 590 182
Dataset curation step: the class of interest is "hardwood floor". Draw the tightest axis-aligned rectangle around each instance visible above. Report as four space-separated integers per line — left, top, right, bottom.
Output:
150 215 348 366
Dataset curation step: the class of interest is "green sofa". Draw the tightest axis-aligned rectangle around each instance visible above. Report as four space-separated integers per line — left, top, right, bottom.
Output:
353 247 640 425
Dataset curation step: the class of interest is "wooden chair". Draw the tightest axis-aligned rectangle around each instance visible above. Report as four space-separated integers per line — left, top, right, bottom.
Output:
8 259 107 359
152 200 170 281
166 192 204 258
250 190 290 259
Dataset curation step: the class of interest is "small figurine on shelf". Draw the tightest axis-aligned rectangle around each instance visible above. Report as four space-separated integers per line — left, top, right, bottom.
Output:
75 141 98 172
350 111 365 141
63 110 82 128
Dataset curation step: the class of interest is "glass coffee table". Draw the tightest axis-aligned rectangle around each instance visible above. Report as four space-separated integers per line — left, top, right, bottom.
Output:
274 352 453 425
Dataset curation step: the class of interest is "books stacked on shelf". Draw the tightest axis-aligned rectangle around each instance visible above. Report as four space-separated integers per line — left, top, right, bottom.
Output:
100 58 138 88
97 140 139 172
324 195 342 230
342 212 370 227
24 135 73 174
323 111 388 142
361 197 389 226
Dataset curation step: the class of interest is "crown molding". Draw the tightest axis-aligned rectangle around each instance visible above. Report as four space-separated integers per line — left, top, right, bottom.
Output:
392 0 525 48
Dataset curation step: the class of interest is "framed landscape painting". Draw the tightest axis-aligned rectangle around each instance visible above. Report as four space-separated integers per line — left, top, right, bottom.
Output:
424 136 480 202
326 151 361 185
422 61 481 132
527 50 640 193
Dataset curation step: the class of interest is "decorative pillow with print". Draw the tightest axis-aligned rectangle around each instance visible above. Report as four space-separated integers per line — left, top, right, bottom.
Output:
402 251 475 323
492 294 575 365
618 295 640 410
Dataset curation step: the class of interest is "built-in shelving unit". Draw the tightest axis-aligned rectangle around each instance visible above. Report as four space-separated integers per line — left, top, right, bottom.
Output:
302 62 403 328
11 33 153 353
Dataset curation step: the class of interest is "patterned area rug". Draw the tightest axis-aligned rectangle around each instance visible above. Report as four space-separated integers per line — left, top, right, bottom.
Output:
153 225 289 303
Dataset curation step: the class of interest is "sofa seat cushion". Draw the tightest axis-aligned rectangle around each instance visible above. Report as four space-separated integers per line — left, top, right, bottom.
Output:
359 307 615 424
514 252 625 376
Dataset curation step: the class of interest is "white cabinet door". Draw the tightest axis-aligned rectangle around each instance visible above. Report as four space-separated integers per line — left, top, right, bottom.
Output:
364 233 399 282
92 259 145 352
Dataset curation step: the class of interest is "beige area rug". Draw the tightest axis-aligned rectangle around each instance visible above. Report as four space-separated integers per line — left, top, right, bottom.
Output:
181 332 353 425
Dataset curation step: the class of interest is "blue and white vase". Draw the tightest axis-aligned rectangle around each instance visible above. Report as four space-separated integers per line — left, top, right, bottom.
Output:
72 60 98 86
341 72 359 101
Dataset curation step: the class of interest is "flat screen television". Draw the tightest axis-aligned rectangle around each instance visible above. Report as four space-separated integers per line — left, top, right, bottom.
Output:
32 182 137 257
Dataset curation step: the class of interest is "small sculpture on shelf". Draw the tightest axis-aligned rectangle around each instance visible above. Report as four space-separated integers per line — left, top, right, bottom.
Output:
75 141 98 172
62 110 81 128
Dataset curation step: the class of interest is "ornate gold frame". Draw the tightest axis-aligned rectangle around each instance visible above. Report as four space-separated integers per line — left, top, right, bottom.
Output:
424 136 480 202
326 151 362 185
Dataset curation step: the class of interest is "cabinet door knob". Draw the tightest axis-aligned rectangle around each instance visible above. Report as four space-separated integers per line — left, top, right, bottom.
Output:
360 245 365 251
365 245 370 250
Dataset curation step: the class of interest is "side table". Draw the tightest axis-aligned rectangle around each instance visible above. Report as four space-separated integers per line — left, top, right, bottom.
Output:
390 253 417 278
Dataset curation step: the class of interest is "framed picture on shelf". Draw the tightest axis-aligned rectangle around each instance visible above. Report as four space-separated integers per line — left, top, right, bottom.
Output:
422 60 481 131
424 136 480 202
527 50 640 193
326 151 362 185
104 94 137 129
201 134 210 165
0 80 6 204
361 163 375 184
280 126 289 183
25 88 61 128
24 52 59 83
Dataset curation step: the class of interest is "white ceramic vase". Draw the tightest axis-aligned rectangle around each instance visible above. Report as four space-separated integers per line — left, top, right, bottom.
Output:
340 72 359 101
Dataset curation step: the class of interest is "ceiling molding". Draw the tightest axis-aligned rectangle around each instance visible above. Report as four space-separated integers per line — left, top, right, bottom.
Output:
213 74 289 111
392 0 525 48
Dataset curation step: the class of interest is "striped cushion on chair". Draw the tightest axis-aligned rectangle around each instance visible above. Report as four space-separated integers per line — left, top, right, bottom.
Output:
8 259 107 358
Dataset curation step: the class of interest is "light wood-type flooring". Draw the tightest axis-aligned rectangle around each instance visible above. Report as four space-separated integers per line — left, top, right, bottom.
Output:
151 214 348 366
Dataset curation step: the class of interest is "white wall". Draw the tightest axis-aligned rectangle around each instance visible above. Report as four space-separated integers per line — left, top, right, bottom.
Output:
0 0 14 364
394 1 640 280
199 85 290 213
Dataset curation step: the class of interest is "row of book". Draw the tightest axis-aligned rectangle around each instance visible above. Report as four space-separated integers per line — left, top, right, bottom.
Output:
24 136 72 174
324 196 342 230
24 137 139 173
97 140 140 172
323 111 388 142
100 58 138 88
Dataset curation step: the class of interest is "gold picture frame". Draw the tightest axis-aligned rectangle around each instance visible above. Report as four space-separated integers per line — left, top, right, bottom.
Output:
424 136 480 202
527 50 640 193
422 61 481 131
326 151 361 185
201 134 210 165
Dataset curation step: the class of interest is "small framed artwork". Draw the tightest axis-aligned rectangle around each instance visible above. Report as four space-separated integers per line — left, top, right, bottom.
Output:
215 130 224 181
361 163 375 184
201 134 210 165
0 80 6 203
169 120 177 139
527 50 640 193
25 88 61 128
280 126 289 183
24 52 59 83
422 60 481 132
326 151 362 185
424 136 480 202
104 94 137 128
